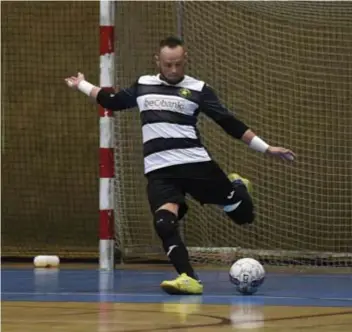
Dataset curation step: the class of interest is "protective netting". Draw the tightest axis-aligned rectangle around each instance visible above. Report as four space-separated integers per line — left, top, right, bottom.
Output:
2 2 100 258
114 1 352 266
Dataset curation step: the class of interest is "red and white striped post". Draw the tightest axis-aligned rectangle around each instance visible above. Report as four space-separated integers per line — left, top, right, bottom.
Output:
99 0 115 270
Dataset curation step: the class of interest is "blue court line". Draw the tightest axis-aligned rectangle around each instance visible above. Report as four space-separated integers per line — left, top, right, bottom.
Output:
2 268 352 307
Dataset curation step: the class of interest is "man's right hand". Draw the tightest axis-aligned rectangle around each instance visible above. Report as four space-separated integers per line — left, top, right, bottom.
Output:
65 72 85 89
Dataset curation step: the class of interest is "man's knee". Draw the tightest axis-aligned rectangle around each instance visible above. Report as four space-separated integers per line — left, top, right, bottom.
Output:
153 209 179 239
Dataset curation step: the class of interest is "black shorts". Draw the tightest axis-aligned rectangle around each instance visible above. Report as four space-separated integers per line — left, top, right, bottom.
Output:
146 161 245 220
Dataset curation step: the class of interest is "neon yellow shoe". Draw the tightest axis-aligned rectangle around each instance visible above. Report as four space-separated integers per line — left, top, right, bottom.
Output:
160 273 203 295
228 173 253 195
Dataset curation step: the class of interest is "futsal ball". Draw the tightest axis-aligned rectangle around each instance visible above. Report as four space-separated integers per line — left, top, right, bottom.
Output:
229 258 265 295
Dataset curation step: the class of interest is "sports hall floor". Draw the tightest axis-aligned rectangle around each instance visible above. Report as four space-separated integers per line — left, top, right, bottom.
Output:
2 263 352 331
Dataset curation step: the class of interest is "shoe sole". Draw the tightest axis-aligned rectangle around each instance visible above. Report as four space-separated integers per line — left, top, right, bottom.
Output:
160 284 203 295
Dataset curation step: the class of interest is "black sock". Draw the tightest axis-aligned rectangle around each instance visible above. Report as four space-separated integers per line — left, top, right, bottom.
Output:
163 240 198 281
153 209 199 281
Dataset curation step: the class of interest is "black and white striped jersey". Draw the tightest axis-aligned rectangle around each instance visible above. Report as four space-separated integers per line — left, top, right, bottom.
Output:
97 74 249 175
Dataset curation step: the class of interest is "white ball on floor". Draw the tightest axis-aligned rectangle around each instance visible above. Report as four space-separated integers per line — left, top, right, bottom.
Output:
229 258 265 295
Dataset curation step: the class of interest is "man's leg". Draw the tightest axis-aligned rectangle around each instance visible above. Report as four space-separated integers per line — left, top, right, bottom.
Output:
223 173 255 225
153 203 197 280
185 164 255 225
147 178 203 294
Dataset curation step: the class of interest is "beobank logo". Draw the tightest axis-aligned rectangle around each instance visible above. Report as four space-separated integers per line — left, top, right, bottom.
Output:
144 97 185 113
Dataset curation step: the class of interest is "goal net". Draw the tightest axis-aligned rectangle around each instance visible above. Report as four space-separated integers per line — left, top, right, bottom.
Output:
1 2 100 259
113 1 352 267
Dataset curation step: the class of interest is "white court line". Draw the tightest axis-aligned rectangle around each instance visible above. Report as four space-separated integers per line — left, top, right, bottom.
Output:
4 291 166 296
2 271 167 275
3 291 352 302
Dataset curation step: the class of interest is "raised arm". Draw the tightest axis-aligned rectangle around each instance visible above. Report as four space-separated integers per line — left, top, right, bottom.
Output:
65 72 137 111
200 84 295 161
200 84 250 140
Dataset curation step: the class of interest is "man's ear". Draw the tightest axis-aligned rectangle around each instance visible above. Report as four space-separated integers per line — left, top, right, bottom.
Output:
155 54 160 67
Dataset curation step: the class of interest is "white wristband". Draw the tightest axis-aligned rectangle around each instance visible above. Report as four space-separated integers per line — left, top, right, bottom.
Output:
78 80 95 97
249 136 270 153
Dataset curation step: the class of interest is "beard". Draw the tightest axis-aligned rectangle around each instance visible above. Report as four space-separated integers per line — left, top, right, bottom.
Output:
159 71 184 85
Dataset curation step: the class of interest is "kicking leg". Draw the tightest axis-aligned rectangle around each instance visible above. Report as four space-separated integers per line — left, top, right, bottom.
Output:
223 173 255 225
153 204 203 295
182 164 255 226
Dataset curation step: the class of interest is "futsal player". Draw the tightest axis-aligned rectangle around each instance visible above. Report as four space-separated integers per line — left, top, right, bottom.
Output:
65 36 295 295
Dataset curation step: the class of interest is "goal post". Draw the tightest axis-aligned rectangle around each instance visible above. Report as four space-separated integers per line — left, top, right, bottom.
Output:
99 0 115 270
105 1 352 268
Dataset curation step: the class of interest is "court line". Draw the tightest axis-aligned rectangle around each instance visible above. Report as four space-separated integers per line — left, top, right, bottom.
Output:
2 270 351 278
2 270 167 275
3 291 352 302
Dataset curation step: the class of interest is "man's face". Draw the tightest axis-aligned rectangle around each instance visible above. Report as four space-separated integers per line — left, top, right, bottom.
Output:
156 45 187 84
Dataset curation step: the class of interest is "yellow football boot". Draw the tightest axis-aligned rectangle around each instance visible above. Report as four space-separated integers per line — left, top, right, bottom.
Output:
160 273 203 295
228 173 253 195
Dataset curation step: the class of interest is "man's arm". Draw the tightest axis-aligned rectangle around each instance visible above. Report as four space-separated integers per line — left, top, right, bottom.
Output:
200 84 250 139
65 72 137 111
200 84 295 160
